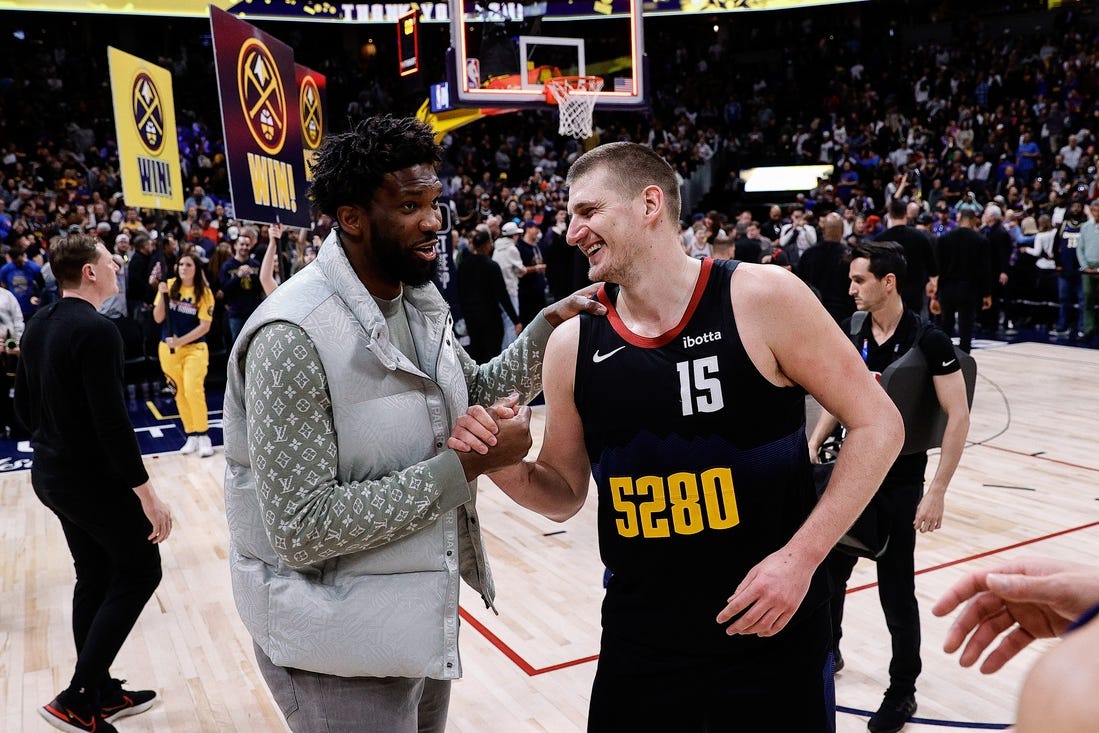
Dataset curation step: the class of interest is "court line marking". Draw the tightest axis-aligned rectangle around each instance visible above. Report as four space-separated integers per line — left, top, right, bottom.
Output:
460 519 1099 729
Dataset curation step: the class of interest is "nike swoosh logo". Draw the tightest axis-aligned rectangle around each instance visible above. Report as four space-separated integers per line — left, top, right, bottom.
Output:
942 359 955 367
593 346 626 363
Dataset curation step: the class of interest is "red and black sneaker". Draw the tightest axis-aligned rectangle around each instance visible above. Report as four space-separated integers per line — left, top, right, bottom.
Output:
38 695 118 733
98 679 157 722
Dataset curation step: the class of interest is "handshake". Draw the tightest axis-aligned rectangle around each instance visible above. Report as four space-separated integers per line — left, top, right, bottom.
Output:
447 393 532 481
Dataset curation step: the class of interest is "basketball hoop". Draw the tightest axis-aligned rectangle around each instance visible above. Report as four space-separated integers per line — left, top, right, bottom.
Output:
544 75 604 139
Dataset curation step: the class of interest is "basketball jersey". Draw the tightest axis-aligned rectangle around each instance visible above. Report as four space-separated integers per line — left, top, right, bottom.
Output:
156 280 214 343
575 258 828 660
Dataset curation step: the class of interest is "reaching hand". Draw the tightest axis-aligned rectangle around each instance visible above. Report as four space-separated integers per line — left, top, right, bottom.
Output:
541 283 607 327
932 558 1099 673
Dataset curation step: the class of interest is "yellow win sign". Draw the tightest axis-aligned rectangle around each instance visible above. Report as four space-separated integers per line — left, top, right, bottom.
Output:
108 48 184 212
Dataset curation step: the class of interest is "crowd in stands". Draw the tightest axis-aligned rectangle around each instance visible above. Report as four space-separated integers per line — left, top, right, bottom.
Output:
1 1 1098 427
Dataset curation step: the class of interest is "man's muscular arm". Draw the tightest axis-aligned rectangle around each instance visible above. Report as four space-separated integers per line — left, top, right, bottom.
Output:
482 318 592 522
716 264 904 637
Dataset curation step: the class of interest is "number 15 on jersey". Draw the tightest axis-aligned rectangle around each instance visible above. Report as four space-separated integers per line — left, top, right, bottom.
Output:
677 356 724 416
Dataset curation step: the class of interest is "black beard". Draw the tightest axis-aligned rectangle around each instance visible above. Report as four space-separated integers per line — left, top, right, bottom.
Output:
373 233 439 288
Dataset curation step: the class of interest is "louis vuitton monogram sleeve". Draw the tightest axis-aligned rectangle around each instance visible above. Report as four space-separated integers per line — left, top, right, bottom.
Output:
460 313 553 406
244 321 472 568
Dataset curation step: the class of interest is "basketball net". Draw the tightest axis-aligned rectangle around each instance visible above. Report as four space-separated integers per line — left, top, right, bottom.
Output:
545 76 603 139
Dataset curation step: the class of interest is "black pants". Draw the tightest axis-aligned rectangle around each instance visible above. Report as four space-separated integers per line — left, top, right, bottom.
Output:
826 478 922 698
937 282 979 353
0 359 17 437
33 474 162 700
588 605 835 732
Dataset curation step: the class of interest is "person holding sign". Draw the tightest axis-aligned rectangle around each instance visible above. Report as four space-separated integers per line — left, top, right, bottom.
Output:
153 252 215 457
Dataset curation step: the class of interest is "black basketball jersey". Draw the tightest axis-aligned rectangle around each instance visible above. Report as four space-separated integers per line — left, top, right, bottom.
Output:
575 258 829 659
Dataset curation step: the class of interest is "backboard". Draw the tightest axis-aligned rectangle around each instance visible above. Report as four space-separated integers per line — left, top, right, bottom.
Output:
445 0 646 111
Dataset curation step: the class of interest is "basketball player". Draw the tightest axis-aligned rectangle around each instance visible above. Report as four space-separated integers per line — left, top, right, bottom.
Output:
479 143 904 731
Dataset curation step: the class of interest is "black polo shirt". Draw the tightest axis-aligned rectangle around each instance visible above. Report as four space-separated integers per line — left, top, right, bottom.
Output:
844 309 960 483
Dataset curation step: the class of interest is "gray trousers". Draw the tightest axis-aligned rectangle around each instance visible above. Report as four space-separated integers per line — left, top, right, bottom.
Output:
255 643 451 733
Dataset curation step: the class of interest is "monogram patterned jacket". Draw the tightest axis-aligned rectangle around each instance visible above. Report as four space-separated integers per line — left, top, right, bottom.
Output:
223 231 551 679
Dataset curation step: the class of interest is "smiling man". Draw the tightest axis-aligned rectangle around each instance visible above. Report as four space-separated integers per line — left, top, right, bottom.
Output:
221 115 604 733
484 142 904 732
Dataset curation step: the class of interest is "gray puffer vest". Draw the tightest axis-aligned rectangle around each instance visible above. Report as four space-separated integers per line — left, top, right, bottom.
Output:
223 232 492 679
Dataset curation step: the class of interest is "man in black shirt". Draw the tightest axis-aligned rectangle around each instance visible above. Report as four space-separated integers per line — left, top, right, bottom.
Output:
733 221 767 264
798 212 855 323
124 233 160 320
457 227 522 362
16 233 172 733
934 209 993 352
219 228 263 346
808 240 971 733
874 199 938 314
980 204 1015 333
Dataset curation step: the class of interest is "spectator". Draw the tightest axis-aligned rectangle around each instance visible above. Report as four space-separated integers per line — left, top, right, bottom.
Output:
936 208 993 352
875 199 939 315
797 212 854 323
492 220 525 346
183 185 216 214
219 226 262 346
0 244 42 319
517 220 549 328
0 285 24 438
458 227 521 362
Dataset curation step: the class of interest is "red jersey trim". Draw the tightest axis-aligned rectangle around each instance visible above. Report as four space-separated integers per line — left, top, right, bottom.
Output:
596 257 714 348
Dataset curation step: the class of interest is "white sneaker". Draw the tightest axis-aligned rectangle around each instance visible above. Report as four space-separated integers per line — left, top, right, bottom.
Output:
179 436 199 455
198 434 214 458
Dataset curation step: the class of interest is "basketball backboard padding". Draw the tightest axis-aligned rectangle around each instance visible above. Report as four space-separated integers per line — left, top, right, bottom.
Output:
446 0 646 110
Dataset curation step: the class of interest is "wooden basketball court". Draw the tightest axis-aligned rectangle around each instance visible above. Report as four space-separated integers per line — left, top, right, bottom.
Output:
3 340 1097 732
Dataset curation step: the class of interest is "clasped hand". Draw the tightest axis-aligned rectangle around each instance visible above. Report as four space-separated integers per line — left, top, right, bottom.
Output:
448 393 533 480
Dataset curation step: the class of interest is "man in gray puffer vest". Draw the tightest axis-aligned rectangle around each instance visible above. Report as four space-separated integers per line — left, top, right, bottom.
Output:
223 115 604 732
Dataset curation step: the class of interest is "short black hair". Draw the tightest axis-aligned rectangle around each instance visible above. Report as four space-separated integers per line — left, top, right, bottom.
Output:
471 228 491 249
848 239 908 286
308 115 442 219
888 198 907 220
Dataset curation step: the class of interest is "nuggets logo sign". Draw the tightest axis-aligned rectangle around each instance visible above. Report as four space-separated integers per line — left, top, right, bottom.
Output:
211 7 309 226
108 48 184 210
299 75 323 150
131 72 165 155
236 38 287 155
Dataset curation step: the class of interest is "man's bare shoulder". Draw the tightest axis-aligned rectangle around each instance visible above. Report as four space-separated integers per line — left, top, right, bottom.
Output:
546 314 582 354
730 262 813 310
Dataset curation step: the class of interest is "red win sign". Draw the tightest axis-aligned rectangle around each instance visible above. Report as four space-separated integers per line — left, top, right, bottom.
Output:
210 6 310 226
